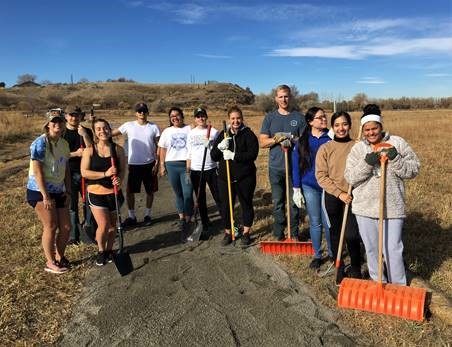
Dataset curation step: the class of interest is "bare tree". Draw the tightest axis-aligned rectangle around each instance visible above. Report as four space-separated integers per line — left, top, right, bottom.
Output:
17 74 37 84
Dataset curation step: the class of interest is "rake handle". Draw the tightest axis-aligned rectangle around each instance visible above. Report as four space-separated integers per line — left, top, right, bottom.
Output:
378 154 388 284
335 185 352 268
223 121 235 241
283 147 291 241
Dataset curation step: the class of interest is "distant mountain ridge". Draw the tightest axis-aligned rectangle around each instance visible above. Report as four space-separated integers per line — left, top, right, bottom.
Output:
0 82 255 112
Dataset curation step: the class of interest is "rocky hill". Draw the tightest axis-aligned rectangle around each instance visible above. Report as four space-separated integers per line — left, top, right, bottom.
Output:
0 82 255 113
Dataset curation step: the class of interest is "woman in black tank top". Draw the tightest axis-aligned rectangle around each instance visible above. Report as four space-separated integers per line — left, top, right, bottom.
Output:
81 119 126 266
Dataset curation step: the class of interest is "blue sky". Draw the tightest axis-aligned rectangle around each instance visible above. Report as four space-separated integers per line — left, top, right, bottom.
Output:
1 0 451 99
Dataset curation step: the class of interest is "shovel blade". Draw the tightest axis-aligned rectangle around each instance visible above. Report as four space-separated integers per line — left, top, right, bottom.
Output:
113 251 133 276
187 223 203 242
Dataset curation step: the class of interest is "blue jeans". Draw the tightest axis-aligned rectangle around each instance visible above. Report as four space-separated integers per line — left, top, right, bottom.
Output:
302 184 331 259
166 161 194 216
269 167 299 238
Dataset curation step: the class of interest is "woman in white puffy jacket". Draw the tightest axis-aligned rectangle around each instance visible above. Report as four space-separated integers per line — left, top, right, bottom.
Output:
344 104 420 285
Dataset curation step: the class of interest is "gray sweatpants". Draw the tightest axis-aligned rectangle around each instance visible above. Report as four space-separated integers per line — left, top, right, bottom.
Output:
355 215 406 285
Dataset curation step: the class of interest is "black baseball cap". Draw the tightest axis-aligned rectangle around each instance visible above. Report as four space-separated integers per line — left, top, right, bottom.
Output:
194 107 207 117
135 103 149 114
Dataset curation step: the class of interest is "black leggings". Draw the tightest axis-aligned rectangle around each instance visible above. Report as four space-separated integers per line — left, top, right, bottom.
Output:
324 192 362 269
190 168 221 226
217 174 256 230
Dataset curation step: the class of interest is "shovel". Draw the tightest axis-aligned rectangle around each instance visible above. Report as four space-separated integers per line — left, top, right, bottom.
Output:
110 143 133 276
187 124 212 242
338 143 426 321
260 147 314 255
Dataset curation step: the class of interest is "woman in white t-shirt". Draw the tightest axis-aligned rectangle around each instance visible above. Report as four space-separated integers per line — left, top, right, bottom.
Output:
158 107 193 235
186 107 221 238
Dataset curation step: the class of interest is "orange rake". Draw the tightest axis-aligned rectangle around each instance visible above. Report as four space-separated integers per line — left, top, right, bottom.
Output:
260 147 314 255
338 143 426 321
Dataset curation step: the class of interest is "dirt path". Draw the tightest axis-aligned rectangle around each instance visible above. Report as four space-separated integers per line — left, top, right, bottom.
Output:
58 178 363 346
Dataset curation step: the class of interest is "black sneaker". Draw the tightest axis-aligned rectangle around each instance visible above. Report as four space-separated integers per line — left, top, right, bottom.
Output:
347 266 363 279
96 252 107 266
122 217 137 228
309 258 322 270
143 216 152 226
177 220 185 232
56 256 71 268
221 233 232 246
106 250 114 263
276 234 285 241
240 233 251 246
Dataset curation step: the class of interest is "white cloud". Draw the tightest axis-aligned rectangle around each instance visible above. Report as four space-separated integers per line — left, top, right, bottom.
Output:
196 54 231 59
356 77 385 84
425 73 452 77
269 37 452 59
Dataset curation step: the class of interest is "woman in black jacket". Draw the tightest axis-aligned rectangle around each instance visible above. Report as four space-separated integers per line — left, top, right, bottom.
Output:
211 106 259 246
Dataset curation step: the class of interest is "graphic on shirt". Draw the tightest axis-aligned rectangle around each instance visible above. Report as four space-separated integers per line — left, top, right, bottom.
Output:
290 120 298 127
170 133 187 150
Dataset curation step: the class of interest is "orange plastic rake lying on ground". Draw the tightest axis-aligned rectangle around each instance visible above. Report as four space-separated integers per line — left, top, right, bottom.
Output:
338 143 426 321
260 147 314 255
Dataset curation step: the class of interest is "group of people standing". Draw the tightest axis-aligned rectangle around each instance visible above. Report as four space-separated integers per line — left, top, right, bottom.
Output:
27 84 419 288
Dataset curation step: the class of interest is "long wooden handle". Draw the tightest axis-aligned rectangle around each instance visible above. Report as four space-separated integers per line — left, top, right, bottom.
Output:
378 154 387 284
223 121 235 240
284 148 291 241
335 185 352 268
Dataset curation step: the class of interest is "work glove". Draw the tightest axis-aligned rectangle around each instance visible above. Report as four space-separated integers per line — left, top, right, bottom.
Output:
185 172 192 185
281 139 292 148
385 147 398 160
293 188 304 208
364 152 379 166
273 132 292 143
273 132 289 144
202 138 210 149
217 137 231 151
223 149 235 161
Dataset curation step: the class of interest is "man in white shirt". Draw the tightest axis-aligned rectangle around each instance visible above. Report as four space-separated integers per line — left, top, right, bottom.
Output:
112 103 160 227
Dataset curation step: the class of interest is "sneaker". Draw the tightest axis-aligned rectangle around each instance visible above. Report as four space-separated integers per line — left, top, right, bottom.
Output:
221 233 232 246
276 234 285 241
96 252 107 266
44 261 68 274
56 256 71 268
106 250 114 263
240 233 251 246
143 216 152 226
309 258 322 270
347 266 363 279
122 217 137 228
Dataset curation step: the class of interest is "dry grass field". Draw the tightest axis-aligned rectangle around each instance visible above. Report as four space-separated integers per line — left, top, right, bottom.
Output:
0 108 450 346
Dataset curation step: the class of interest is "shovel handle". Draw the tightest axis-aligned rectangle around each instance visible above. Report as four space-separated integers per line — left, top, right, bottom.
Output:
283 147 291 241
223 121 235 241
376 146 391 284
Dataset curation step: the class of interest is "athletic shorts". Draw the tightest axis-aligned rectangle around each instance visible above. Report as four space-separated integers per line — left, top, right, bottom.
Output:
27 189 66 208
87 191 124 211
127 162 158 194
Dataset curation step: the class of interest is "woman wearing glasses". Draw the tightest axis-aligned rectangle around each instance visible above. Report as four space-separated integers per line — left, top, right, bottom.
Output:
292 107 333 270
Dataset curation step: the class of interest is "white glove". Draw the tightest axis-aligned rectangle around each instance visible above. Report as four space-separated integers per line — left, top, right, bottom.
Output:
217 137 231 151
223 149 235 161
293 188 304 208
202 138 210 148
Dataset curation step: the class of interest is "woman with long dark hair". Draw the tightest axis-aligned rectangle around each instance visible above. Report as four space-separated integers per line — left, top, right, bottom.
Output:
210 106 259 246
292 107 332 270
81 118 126 266
316 111 362 284
158 107 193 234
